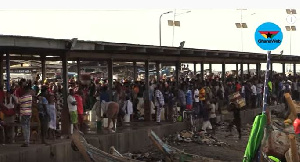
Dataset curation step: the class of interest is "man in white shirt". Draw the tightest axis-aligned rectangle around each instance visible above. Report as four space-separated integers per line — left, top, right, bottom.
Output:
193 88 199 117
256 80 263 108
251 83 257 108
67 88 78 134
155 84 164 124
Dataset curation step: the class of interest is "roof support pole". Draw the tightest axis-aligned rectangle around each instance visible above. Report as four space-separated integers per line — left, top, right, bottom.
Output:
0 54 3 88
256 63 261 80
282 63 286 76
240 63 244 82
61 53 70 135
107 59 113 101
194 63 197 76
5 54 10 91
201 61 204 81
144 60 151 121
156 61 160 83
236 63 239 80
175 61 180 88
222 62 225 82
247 63 250 75
270 63 273 78
209 63 212 74
41 55 46 82
77 59 81 81
293 63 296 76
133 61 137 82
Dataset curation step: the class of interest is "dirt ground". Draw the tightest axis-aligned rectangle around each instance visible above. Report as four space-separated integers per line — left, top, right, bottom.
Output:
169 128 249 162
138 123 251 162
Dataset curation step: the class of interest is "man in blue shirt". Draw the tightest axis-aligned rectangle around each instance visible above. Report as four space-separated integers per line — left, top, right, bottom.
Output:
100 86 109 102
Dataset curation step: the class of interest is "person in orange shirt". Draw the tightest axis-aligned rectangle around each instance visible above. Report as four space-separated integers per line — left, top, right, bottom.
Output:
293 113 300 138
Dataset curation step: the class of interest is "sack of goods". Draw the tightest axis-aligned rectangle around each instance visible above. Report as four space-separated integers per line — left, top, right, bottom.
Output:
229 92 241 102
229 92 245 109
236 98 246 109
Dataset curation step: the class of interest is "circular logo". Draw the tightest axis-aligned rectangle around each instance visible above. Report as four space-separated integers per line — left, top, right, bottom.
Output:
254 22 283 51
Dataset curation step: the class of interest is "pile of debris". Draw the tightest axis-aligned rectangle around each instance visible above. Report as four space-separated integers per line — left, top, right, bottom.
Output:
122 150 164 162
260 93 300 161
163 129 229 147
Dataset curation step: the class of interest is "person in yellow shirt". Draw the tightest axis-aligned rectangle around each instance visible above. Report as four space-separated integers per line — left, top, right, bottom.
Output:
199 86 206 103
198 84 206 118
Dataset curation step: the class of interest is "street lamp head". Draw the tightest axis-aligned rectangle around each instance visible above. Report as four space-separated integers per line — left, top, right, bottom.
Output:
164 11 173 14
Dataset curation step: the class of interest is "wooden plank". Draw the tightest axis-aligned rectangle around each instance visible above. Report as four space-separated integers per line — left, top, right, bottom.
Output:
289 134 299 162
72 130 143 162
71 130 93 162
284 93 298 121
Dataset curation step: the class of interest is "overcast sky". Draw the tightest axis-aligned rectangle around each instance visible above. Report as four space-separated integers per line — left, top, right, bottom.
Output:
1 0 300 72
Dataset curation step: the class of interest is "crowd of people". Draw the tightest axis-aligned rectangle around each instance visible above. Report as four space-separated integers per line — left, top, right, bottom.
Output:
0 71 299 146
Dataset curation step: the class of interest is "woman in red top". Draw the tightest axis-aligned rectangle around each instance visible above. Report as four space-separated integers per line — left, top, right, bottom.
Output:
74 91 84 131
293 113 300 137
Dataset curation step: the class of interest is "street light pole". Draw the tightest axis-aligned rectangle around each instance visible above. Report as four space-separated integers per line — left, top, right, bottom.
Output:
285 9 297 73
172 9 176 47
171 10 191 47
159 11 173 46
237 9 247 52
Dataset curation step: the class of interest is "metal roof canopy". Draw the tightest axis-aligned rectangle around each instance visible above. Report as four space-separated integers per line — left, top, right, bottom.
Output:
0 35 299 64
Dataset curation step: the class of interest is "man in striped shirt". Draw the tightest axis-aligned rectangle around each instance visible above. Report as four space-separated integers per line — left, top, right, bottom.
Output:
19 86 32 147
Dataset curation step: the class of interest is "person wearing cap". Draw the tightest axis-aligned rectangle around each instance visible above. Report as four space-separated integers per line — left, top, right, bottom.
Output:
68 88 78 134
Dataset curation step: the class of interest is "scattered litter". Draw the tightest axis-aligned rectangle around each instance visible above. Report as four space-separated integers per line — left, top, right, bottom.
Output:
163 128 230 147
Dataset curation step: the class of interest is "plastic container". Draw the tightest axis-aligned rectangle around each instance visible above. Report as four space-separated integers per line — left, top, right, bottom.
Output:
124 114 130 123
